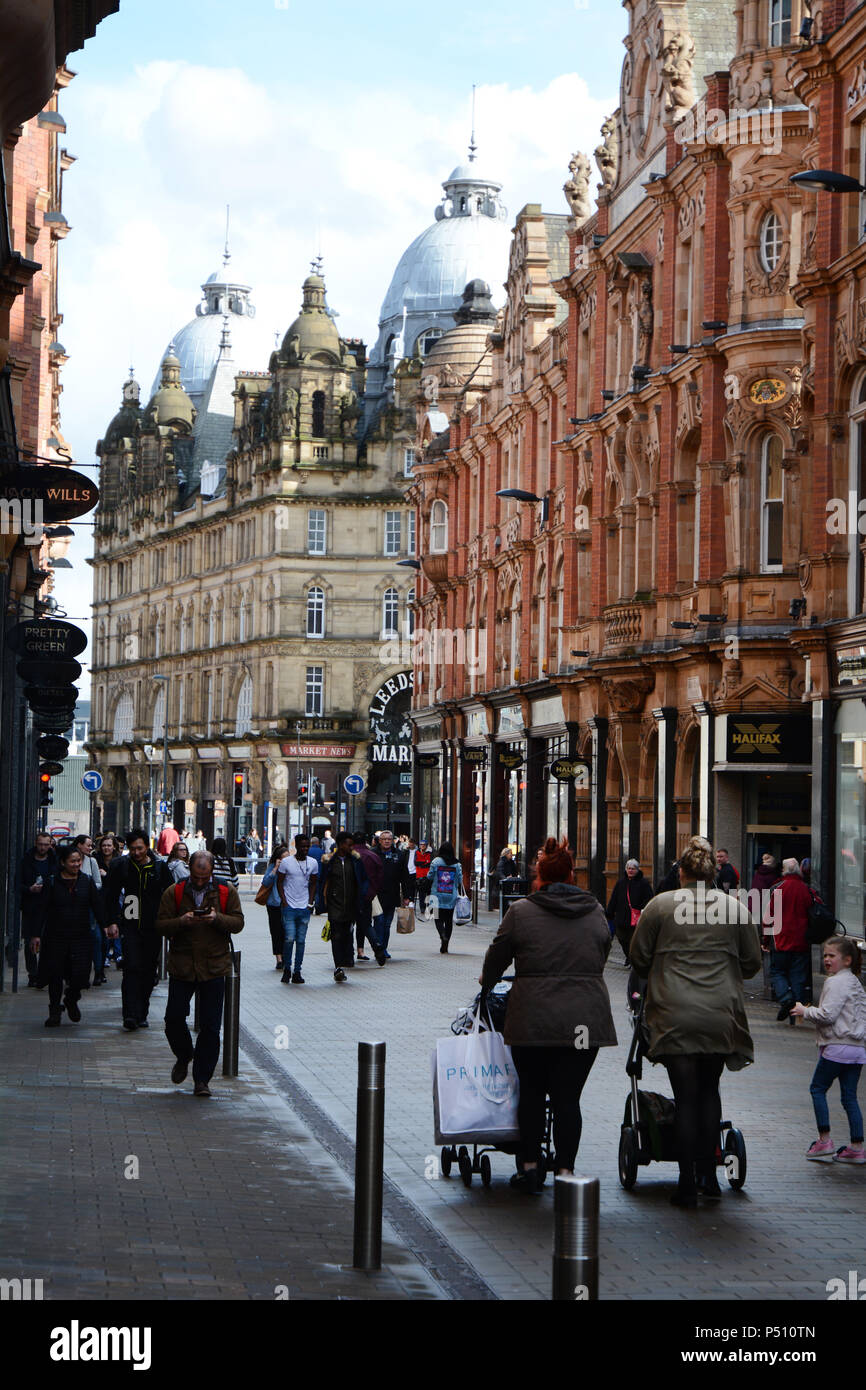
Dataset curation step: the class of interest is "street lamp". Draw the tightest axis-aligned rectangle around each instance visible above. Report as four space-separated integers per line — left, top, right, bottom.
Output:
789 169 866 194
396 558 422 569
153 674 170 836
496 489 550 525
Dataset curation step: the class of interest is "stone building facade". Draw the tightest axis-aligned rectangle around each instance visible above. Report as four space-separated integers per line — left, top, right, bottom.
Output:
408 0 838 910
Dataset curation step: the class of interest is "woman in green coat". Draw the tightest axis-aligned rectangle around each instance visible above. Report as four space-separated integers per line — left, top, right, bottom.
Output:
629 836 763 1207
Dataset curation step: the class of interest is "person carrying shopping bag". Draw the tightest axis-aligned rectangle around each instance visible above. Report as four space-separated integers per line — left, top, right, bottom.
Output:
429 842 463 954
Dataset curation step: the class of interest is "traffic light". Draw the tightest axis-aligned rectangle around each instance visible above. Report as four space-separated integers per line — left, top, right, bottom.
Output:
314 779 324 807
39 771 53 807
232 772 244 807
297 783 308 807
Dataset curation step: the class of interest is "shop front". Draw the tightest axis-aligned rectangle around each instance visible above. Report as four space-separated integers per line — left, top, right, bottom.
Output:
491 704 527 878
713 711 812 889
829 640 866 935
366 671 413 837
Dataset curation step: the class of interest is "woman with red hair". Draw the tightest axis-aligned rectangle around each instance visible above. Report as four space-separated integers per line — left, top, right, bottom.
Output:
480 837 617 1192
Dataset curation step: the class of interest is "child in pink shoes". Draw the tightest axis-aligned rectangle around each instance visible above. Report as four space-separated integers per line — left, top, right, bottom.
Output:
791 937 866 1164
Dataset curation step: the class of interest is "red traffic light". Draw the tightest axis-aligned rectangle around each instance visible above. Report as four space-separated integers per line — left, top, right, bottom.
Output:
40 772 52 785
233 773 244 785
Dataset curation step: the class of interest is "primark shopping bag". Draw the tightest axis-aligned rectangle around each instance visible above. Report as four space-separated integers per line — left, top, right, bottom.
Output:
432 1009 520 1144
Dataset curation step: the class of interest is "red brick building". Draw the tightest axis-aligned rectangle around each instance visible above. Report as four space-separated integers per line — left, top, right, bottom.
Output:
408 0 850 912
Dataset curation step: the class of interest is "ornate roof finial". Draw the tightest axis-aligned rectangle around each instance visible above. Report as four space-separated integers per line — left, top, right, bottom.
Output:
223 203 231 267
310 253 324 276
469 84 477 162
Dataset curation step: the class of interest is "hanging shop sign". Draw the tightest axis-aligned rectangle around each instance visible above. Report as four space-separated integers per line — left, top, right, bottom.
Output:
549 757 590 782
279 743 356 759
34 714 74 732
497 750 524 772
415 753 440 769
17 657 81 685
461 747 488 767
6 618 87 659
369 670 413 765
725 714 811 763
37 735 69 760
24 685 78 709
1 465 98 521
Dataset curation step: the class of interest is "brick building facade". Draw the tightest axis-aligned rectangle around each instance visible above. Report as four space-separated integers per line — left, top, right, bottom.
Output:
408 0 853 913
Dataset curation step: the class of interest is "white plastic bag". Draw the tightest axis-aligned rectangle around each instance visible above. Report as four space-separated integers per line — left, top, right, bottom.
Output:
432 1009 520 1143
455 893 471 922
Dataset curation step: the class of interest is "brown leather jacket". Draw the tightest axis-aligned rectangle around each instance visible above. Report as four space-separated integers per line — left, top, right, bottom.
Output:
156 879 244 981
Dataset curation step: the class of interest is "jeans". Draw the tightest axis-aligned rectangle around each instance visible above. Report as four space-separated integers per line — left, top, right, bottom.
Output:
164 976 226 1085
660 1053 725 1193
510 1045 599 1171
810 1058 864 1141
769 948 811 1007
120 928 161 1023
282 906 310 973
329 919 355 970
373 906 395 952
91 921 105 975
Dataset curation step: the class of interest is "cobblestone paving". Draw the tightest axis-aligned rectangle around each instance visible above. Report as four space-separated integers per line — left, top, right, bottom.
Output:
237 891 866 1302
0 959 444 1301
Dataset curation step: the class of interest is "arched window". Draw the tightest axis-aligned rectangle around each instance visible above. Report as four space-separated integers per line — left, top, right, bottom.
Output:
760 211 783 272
239 591 252 642
417 327 443 357
510 585 522 681
536 566 547 676
152 684 166 741
760 433 784 572
312 390 326 437
113 692 134 743
306 586 325 638
202 673 213 737
430 500 448 553
382 587 399 638
235 675 253 736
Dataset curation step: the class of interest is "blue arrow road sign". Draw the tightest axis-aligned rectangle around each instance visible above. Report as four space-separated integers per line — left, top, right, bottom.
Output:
81 770 103 792
343 774 365 796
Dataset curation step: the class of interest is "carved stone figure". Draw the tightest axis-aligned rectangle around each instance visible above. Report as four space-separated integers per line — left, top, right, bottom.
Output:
564 151 592 222
637 277 654 365
594 116 619 192
660 32 695 117
280 387 299 436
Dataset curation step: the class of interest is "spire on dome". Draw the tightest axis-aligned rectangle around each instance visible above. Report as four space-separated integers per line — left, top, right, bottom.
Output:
469 84 477 163
223 203 231 268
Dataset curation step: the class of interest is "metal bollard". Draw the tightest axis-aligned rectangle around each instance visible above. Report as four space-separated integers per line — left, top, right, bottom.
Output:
352 1040 386 1270
552 1175 599 1301
470 879 479 925
158 937 168 981
221 950 241 1077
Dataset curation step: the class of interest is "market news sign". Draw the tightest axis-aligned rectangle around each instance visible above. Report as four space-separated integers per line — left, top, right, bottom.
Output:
725 715 811 762
280 744 356 759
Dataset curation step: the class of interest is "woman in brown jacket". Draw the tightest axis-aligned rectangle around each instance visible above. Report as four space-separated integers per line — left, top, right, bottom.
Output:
480 837 616 1193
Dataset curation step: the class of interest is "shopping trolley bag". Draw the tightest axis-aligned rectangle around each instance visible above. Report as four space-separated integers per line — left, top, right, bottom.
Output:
432 1006 520 1143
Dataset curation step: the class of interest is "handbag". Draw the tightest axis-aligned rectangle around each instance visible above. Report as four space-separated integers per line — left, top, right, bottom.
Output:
626 887 641 929
396 905 415 934
321 919 331 941
255 865 276 906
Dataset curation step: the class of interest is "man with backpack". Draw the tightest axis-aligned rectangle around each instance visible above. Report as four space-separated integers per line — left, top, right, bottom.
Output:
105 828 173 1031
157 850 244 1096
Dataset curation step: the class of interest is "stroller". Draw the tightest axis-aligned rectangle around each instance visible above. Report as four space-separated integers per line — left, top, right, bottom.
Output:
437 981 555 1189
618 990 747 1192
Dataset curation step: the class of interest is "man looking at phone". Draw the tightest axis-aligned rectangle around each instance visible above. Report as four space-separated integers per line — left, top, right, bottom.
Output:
156 850 244 1097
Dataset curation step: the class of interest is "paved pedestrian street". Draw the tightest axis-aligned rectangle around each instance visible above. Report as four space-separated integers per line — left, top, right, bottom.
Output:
2 891 864 1304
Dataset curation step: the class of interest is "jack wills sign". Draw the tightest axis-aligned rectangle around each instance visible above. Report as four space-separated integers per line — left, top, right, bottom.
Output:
2 466 98 521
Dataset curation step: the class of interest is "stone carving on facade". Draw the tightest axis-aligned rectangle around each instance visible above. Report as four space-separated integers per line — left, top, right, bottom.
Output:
847 60 866 109
468 539 479 572
745 245 790 298
279 386 299 436
352 661 381 707
579 290 597 328
660 32 695 118
602 674 654 714
656 224 664 261
636 276 654 366
564 151 592 222
504 515 521 546
594 115 619 193
715 658 744 704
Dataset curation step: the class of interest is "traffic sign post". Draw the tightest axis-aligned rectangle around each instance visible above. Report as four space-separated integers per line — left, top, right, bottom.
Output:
344 774 366 796
81 770 103 793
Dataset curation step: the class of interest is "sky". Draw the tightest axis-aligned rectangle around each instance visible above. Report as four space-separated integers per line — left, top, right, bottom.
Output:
53 0 627 690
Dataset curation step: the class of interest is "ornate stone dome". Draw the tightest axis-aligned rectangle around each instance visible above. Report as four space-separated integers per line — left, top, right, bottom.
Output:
423 280 497 391
280 272 342 363
151 256 261 405
146 348 196 429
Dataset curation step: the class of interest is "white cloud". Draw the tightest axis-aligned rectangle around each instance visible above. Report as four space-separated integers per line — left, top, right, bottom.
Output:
57 60 616 688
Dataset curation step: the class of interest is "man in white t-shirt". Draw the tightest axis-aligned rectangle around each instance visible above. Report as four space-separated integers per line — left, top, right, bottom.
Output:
278 834 318 985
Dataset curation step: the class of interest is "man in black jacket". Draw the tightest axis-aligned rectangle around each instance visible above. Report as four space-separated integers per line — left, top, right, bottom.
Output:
106 829 172 1030
372 830 411 958
20 832 57 985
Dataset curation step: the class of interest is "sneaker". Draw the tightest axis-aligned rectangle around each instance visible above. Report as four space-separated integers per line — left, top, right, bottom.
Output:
375 951 387 967
833 1145 866 1164
122 1017 138 1031
281 971 292 984
509 1168 544 1195
44 1010 62 1028
291 972 304 984
334 968 347 983
806 1138 835 1161
357 953 369 961
171 1058 190 1085
193 1081 211 1097
64 997 81 1023
136 1019 149 1028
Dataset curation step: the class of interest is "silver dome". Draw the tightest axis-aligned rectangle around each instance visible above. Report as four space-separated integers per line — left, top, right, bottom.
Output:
151 259 262 404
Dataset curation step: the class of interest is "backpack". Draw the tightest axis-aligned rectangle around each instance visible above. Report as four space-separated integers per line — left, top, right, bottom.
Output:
174 882 230 913
805 889 846 946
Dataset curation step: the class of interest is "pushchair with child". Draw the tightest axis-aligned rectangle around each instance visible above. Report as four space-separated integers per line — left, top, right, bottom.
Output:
617 989 747 1191
435 980 555 1189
